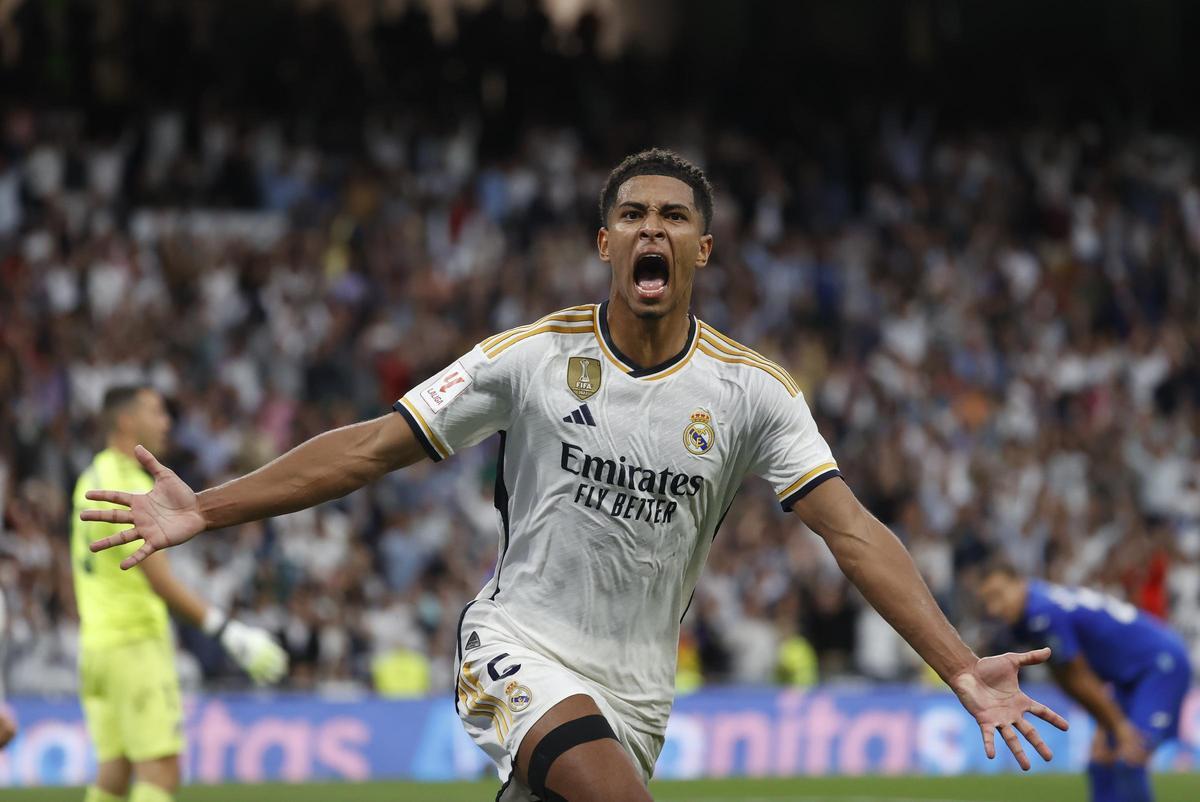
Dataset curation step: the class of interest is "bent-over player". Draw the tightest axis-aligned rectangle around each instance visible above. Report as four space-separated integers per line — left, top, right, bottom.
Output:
84 151 1067 801
977 561 1190 802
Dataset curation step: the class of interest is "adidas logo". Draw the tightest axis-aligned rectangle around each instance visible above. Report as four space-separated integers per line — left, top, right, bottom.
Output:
562 403 597 426
465 631 481 651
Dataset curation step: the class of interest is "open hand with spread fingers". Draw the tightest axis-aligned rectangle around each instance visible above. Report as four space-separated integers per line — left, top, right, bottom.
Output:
950 647 1070 770
80 444 206 570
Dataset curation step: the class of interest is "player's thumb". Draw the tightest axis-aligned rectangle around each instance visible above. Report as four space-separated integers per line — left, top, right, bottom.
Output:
135 444 157 470
1015 647 1051 666
134 444 166 476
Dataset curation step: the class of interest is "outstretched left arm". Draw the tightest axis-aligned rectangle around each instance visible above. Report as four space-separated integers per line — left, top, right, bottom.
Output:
792 478 1069 769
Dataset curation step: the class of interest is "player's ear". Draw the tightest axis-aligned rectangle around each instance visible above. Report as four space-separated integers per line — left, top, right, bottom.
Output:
597 227 611 263
695 233 713 268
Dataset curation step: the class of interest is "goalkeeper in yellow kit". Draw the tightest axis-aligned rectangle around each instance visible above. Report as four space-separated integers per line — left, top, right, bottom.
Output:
72 385 288 802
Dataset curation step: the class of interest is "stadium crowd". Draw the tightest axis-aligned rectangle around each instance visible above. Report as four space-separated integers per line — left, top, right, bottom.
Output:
1 102 1198 697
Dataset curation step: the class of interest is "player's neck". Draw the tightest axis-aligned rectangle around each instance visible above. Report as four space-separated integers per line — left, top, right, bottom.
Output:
605 297 691 369
106 435 138 460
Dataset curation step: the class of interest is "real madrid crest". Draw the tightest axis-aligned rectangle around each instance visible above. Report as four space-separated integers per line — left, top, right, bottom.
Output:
684 408 715 455
567 356 601 401
505 680 533 712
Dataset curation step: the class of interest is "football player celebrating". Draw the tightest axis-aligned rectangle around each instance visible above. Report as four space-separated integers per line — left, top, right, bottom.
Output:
84 150 1067 801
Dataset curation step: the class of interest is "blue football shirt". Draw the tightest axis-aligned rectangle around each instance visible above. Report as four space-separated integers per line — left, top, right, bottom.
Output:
1014 579 1187 686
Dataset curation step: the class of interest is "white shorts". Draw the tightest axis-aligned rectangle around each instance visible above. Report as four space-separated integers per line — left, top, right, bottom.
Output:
455 598 663 801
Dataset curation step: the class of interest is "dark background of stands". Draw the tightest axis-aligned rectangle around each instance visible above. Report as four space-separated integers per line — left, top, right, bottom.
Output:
5 1 1199 143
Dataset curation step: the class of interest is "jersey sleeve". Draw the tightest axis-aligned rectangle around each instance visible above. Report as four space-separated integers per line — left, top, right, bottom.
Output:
393 343 520 461
749 383 841 511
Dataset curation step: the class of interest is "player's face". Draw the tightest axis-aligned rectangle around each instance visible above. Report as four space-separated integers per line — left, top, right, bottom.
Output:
977 573 1025 625
130 389 171 454
597 175 713 320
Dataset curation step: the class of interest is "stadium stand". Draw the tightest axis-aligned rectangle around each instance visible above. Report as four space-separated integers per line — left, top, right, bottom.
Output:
1 0 1198 699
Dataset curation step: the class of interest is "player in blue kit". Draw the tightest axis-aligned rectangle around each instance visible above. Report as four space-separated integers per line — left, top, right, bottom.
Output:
977 561 1191 802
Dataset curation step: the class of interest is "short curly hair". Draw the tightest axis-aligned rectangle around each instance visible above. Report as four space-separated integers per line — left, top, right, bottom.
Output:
598 148 714 233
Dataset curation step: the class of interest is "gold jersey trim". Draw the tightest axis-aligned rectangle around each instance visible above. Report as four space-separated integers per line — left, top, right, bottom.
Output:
481 306 595 355
485 322 595 359
398 397 451 459
592 301 699 380
458 661 512 741
777 462 840 500
698 324 800 395
696 339 799 397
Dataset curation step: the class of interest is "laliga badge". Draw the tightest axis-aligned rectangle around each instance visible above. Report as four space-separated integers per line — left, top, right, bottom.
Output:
683 408 715 455
420 361 473 415
505 680 533 712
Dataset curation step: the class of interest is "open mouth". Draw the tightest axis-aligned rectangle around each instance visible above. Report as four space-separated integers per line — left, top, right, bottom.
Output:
633 253 670 299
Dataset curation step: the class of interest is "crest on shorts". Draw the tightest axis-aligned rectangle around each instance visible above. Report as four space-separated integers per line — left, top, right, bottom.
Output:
505 680 533 712
567 357 601 401
683 408 715 455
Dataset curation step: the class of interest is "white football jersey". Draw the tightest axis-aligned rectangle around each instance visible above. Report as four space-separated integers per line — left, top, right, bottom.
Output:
395 302 838 733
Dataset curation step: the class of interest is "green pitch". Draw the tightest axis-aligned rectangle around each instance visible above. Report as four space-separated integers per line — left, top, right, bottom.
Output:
6 775 1197 802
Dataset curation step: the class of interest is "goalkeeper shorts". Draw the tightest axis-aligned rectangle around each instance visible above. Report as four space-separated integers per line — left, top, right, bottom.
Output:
80 637 184 763
454 599 663 802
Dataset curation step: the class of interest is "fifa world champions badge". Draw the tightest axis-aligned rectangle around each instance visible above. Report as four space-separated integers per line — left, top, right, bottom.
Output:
684 408 715 455
567 356 601 401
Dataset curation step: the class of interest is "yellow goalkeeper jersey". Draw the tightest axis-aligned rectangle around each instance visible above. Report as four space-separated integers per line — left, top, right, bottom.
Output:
71 448 170 649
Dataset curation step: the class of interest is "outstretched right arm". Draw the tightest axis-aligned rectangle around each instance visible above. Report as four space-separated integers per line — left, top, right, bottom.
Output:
197 412 425 530
83 413 426 568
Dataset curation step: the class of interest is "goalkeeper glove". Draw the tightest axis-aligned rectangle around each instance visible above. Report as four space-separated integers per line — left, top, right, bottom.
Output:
203 609 289 685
